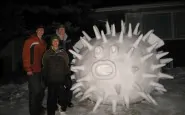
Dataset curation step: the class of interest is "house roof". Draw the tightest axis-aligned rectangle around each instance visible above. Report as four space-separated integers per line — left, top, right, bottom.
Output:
94 1 185 12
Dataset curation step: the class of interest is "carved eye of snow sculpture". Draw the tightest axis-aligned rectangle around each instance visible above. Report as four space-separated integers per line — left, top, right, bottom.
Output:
70 20 174 113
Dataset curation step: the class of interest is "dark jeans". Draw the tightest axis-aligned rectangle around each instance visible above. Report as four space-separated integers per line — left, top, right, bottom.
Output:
47 83 68 115
65 75 73 105
28 73 45 115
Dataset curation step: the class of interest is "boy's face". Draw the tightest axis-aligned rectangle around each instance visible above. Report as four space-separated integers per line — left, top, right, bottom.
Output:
58 27 65 38
52 39 59 47
36 28 44 37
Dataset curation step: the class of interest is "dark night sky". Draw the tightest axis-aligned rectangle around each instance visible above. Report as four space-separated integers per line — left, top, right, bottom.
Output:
0 0 184 72
0 0 182 33
0 0 182 26
2 0 180 8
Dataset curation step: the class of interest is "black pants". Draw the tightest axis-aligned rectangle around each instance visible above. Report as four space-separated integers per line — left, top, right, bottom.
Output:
47 83 68 115
28 73 45 115
65 75 73 105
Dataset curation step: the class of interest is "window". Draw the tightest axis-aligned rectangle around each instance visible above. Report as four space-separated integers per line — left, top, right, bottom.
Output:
174 11 185 38
125 13 142 33
107 11 126 32
142 13 172 40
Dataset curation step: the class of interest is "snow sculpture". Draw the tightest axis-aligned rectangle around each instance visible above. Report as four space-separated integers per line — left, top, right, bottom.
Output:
69 20 174 113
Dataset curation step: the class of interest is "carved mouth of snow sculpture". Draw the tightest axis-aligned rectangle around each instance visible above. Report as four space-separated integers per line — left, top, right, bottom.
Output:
92 60 116 79
69 20 174 113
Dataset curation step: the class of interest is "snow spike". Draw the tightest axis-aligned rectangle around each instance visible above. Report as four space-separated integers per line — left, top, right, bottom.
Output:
71 65 85 71
123 94 129 108
73 47 80 53
82 31 92 41
71 59 76 64
147 94 158 105
73 88 81 94
150 82 164 88
151 64 166 70
156 52 169 59
71 74 76 80
155 86 167 92
93 25 101 39
128 23 132 37
92 97 103 112
75 92 83 98
101 30 108 43
80 37 93 50
118 30 124 43
121 20 126 33
141 53 153 62
147 42 158 52
127 47 134 57
133 23 140 35
69 49 82 60
84 86 96 95
79 94 91 102
157 51 164 54
158 72 174 79
143 73 157 78
71 82 84 90
112 100 117 114
111 24 116 36
114 84 121 95
137 31 141 35
106 21 111 35
160 58 173 64
132 83 141 91
142 30 154 41
138 92 151 103
77 76 90 82
133 34 143 48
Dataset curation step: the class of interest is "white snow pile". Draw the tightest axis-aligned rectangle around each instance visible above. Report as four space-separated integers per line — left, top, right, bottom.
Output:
0 82 28 105
0 69 185 115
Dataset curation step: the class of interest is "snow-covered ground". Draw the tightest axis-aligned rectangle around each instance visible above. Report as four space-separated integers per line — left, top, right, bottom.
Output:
0 68 185 115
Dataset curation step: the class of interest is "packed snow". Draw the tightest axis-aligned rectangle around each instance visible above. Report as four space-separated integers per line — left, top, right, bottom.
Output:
0 68 185 115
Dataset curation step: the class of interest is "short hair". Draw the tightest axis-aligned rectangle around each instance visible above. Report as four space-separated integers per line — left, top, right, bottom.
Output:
50 35 59 43
56 24 65 29
35 24 44 30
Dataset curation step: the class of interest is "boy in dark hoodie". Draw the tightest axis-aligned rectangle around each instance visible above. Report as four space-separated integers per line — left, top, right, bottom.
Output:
53 24 74 108
42 36 70 115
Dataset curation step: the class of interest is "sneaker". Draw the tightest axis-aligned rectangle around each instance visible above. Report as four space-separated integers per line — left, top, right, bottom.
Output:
40 106 47 115
57 104 67 112
67 102 74 108
59 111 66 115
41 106 46 110
61 106 67 111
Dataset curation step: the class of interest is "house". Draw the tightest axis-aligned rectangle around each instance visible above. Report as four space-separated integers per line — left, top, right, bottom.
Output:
89 1 185 68
0 37 26 84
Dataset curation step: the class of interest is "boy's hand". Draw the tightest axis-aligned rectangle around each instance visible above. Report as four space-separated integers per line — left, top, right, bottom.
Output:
27 71 33 76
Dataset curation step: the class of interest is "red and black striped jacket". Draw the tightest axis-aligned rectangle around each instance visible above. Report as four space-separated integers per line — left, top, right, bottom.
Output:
22 34 46 73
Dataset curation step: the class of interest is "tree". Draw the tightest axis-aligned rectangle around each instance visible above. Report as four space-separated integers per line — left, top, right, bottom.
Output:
0 1 25 50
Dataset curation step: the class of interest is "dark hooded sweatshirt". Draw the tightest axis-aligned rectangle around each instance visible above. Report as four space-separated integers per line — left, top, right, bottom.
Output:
42 47 70 83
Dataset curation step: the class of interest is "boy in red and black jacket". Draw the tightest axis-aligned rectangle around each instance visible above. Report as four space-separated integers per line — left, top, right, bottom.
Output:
22 25 47 115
